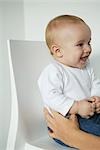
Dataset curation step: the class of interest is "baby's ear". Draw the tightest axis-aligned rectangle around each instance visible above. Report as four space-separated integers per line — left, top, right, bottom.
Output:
50 44 63 57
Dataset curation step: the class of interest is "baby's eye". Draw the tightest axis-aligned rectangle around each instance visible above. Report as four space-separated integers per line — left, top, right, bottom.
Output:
77 43 83 47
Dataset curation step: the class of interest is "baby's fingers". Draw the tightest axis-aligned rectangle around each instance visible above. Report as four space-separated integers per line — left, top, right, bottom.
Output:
91 102 96 112
96 108 100 113
90 112 95 117
89 97 96 102
96 102 100 108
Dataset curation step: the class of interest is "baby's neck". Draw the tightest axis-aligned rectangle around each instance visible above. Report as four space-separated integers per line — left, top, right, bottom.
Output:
54 57 69 67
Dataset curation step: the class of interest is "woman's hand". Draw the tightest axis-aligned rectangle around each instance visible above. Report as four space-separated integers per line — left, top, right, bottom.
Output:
44 108 100 150
44 108 79 147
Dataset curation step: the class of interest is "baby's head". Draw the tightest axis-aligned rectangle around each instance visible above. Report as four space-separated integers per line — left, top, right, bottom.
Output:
45 15 92 69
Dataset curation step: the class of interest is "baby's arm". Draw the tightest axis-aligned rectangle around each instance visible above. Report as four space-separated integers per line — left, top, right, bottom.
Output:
69 99 95 118
38 64 75 116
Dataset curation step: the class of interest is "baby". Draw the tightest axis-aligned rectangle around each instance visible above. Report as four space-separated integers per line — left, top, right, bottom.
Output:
38 15 100 146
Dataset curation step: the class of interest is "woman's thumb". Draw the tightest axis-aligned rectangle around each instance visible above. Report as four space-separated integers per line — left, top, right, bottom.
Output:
69 114 78 122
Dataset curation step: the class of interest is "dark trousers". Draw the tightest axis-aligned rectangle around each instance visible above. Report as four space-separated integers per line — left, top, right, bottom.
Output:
49 113 100 147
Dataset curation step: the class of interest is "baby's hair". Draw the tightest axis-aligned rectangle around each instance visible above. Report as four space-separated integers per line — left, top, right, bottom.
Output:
45 15 85 55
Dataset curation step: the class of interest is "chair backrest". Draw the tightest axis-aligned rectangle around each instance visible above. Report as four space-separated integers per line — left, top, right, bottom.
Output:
7 40 100 150
7 40 53 149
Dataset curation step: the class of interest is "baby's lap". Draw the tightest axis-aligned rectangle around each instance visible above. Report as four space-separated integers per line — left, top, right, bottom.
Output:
77 113 100 125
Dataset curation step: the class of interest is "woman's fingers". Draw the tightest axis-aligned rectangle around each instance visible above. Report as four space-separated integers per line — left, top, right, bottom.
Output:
46 119 55 131
69 114 79 127
44 108 58 138
69 114 77 121
44 107 52 117
49 131 56 138
44 107 80 144
44 108 54 124
49 108 61 119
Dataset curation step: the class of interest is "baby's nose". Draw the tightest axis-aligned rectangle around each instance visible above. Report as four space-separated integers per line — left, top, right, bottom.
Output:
84 46 91 54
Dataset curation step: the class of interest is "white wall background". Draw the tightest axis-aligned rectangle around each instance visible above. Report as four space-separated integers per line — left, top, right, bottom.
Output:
0 1 25 149
0 0 100 149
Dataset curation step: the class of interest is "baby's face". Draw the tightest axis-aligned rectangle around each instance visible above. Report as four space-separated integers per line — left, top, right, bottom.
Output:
55 22 92 69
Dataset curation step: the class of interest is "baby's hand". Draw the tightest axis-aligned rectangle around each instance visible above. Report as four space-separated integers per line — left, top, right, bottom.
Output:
77 99 95 118
92 96 100 113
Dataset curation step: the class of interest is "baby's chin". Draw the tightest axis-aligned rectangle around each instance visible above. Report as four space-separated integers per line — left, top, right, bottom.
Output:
76 59 89 69
69 65 86 69
77 63 87 69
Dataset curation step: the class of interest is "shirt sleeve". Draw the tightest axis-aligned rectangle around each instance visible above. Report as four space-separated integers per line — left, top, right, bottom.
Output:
38 64 74 116
88 63 100 97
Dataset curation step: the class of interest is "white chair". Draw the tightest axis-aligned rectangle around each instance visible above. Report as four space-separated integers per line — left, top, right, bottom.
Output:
6 40 78 150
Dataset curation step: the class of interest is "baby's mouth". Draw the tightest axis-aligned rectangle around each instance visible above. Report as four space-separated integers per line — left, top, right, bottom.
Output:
80 56 89 63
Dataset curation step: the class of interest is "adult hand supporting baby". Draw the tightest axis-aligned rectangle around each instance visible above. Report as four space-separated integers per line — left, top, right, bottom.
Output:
44 108 79 148
44 107 100 150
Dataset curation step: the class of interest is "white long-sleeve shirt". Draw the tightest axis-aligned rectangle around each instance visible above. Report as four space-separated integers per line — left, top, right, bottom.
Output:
38 60 100 116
